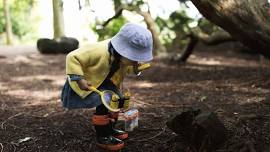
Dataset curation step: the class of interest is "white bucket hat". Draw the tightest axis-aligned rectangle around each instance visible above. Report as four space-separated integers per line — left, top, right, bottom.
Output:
111 23 153 62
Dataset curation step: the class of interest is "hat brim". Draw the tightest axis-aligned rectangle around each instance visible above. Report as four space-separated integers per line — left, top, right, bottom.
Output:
111 35 153 62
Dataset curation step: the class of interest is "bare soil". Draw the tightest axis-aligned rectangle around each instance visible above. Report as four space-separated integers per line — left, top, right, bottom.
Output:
0 48 270 152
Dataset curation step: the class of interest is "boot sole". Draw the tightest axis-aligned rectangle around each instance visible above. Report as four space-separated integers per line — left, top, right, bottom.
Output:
114 133 128 140
97 143 124 151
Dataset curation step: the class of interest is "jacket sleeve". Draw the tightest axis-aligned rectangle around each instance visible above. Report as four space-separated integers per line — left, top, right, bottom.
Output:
65 47 98 76
69 74 83 81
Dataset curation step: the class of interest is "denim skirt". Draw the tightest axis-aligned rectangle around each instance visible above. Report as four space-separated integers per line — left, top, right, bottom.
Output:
61 79 122 109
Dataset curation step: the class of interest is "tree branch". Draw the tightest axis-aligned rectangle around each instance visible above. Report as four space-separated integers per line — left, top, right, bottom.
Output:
173 30 236 63
100 4 139 28
192 30 235 45
101 6 124 27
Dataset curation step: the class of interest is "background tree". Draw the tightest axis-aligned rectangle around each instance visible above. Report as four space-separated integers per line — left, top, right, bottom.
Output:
169 16 235 62
125 0 166 54
52 0 65 39
155 10 195 52
3 0 13 45
155 6 229 61
93 16 127 40
153 1 239 62
0 0 37 44
95 0 166 55
37 0 80 54
189 0 270 57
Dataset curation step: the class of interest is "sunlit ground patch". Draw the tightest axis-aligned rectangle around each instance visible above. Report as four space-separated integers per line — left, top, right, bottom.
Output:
131 81 158 88
4 55 47 66
11 75 66 87
0 82 9 90
6 89 60 103
189 54 270 67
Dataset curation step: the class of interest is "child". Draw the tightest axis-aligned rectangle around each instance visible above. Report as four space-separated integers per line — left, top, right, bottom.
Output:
61 23 153 151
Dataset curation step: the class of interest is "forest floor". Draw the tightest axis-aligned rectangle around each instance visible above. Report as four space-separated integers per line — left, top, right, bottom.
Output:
0 46 270 152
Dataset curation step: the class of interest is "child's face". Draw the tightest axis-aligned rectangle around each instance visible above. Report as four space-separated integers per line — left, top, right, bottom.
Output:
120 57 138 66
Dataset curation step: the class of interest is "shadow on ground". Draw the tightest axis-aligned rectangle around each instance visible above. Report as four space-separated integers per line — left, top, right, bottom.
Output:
0 50 270 151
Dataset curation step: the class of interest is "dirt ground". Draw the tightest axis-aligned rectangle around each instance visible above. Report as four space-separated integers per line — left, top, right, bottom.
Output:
1 47 270 152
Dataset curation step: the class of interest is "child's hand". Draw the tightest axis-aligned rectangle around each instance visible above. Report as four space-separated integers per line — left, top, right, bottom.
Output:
77 79 91 91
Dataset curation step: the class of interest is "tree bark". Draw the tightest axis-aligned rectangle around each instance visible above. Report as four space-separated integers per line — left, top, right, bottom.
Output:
113 0 122 12
190 0 270 57
52 0 65 39
177 35 198 62
3 0 13 45
192 30 235 45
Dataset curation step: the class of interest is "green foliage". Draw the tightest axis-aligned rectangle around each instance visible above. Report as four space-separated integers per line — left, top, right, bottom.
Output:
93 16 128 40
0 0 36 38
197 18 221 34
155 17 174 48
169 10 193 33
155 10 194 50
125 0 144 7
0 8 4 33
134 0 144 6
155 8 220 52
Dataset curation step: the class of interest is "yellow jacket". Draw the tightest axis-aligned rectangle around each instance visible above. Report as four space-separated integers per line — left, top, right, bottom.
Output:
66 39 134 98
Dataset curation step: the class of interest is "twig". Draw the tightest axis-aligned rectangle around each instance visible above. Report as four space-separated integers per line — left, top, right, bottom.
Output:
33 138 41 152
88 141 93 152
7 124 20 129
24 113 47 118
79 113 90 121
129 126 166 142
245 141 256 152
1 113 24 130
57 129 64 136
11 143 16 152
0 143 3 152
137 127 162 132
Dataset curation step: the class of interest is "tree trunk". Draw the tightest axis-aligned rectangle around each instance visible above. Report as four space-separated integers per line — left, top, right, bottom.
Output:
52 0 65 39
177 35 198 62
190 0 270 57
3 0 13 45
116 2 167 55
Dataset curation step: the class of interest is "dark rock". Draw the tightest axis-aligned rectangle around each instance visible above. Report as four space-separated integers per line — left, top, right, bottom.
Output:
37 37 79 54
166 107 227 152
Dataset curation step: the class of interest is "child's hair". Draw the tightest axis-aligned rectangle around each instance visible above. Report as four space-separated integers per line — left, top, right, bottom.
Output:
107 42 121 79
